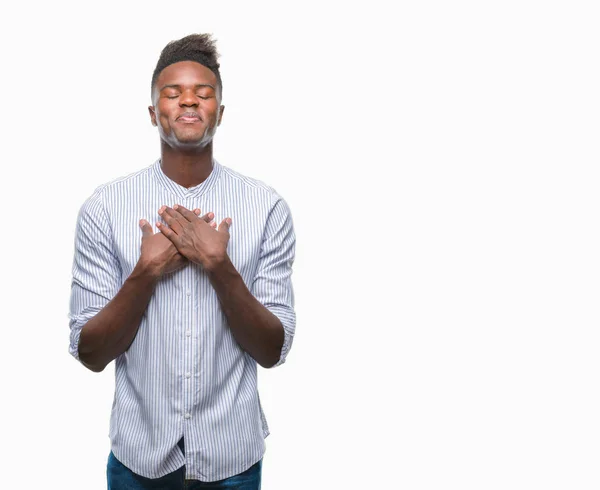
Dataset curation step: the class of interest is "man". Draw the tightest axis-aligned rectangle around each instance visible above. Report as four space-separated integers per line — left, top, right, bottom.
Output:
68 33 296 489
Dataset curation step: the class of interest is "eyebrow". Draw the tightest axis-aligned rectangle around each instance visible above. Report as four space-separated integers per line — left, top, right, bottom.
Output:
159 84 216 91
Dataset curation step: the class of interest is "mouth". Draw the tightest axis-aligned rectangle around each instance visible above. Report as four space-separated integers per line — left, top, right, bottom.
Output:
176 112 202 123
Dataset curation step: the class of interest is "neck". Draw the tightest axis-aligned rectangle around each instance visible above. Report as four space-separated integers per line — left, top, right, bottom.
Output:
159 140 214 188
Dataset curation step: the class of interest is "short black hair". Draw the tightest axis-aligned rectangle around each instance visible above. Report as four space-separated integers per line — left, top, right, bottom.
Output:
151 33 223 101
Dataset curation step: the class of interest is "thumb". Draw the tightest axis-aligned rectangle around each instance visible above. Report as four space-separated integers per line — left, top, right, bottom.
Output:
218 217 232 233
139 219 154 239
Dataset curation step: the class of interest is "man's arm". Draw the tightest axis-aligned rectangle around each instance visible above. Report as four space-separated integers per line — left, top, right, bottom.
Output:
205 257 285 368
158 196 296 369
76 259 159 372
75 219 188 372
70 197 211 372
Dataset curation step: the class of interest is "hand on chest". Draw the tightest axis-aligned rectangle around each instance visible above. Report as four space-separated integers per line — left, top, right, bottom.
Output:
112 199 264 282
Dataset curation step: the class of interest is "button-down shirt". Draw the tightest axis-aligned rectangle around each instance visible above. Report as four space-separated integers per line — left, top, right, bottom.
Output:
68 159 296 481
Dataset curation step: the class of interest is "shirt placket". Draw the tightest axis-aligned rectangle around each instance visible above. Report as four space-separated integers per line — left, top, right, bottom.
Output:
182 260 196 469
181 193 199 474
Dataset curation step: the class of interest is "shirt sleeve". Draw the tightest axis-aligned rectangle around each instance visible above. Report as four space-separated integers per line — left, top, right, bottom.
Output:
68 190 122 361
251 193 297 368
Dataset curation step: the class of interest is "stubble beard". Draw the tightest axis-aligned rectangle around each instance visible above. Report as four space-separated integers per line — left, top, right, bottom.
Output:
166 122 217 150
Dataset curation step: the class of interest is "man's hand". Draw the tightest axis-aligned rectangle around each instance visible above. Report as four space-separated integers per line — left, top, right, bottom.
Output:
157 205 232 271
139 209 214 277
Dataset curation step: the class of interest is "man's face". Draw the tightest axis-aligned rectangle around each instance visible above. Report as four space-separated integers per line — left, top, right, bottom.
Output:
149 61 224 149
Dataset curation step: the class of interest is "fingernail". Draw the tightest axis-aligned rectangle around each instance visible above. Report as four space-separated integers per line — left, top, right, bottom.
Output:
227 218 232 225
173 204 179 210
209 212 214 219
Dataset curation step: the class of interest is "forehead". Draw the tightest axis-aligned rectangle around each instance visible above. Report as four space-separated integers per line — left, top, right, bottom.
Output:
156 61 217 89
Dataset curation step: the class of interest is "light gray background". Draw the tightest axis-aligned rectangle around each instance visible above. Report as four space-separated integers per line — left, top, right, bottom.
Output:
1 1 598 488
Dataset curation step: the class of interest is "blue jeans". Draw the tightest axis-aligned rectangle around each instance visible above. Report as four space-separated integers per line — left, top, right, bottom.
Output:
107 446 262 489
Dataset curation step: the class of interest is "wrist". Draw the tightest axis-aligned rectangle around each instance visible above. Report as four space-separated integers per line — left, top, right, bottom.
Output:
204 254 231 274
133 258 163 281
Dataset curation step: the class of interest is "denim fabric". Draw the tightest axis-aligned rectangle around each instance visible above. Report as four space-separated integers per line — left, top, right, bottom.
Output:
107 449 262 489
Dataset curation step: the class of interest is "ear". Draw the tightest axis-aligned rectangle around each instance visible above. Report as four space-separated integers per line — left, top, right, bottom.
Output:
148 106 157 127
217 105 225 126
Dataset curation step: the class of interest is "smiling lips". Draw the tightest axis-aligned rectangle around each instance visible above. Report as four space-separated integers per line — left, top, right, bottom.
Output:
177 112 202 123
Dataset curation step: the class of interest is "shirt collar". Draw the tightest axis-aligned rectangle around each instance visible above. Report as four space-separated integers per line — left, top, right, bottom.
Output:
151 158 222 200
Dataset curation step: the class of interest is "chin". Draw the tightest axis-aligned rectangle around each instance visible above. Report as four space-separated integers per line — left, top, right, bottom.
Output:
175 135 213 149
161 127 216 149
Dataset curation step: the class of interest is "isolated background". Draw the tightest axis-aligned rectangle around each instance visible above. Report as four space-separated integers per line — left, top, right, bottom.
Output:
1 1 599 488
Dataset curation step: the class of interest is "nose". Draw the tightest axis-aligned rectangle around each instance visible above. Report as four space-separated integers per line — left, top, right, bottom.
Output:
179 89 199 107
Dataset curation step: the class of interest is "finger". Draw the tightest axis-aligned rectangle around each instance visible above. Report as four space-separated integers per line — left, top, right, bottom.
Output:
161 206 183 219
156 222 179 244
218 218 232 233
160 207 186 232
173 204 197 222
193 208 214 223
200 213 213 223
139 219 154 239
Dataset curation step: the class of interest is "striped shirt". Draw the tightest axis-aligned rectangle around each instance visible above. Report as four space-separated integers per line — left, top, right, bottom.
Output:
68 158 296 481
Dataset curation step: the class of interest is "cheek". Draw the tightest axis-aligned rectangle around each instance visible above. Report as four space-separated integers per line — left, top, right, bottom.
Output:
155 114 174 137
156 102 175 121
157 111 172 128
207 106 221 125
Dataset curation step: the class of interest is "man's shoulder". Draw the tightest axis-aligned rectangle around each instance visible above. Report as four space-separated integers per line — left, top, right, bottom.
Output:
77 163 155 219
219 162 280 201
92 162 156 197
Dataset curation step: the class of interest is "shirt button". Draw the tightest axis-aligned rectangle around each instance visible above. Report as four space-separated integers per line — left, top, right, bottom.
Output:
186 290 191 296
185 372 191 379
185 330 191 337
184 413 191 419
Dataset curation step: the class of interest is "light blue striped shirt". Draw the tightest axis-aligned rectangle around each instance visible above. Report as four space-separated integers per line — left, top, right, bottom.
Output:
68 158 296 481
